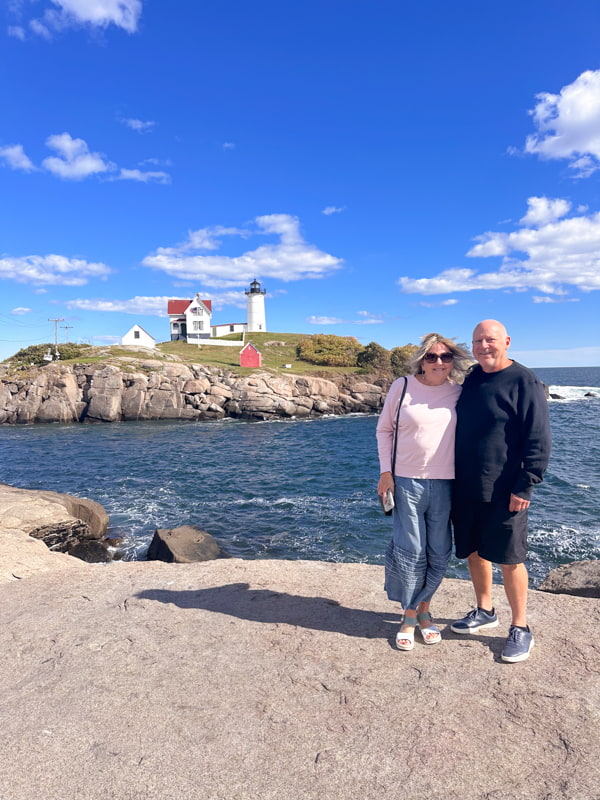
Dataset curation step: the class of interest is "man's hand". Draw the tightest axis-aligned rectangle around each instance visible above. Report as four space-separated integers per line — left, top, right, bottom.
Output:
509 493 530 512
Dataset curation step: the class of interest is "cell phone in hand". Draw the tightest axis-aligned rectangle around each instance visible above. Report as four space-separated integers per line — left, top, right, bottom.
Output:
381 488 395 515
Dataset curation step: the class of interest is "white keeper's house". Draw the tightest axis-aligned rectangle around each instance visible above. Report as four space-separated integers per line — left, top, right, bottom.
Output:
167 279 267 343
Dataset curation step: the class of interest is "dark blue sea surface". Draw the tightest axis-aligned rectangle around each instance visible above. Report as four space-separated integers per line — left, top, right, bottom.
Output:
1 366 598 587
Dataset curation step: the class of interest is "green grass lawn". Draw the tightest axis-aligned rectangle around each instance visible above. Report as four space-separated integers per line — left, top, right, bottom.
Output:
157 333 364 376
1 333 366 378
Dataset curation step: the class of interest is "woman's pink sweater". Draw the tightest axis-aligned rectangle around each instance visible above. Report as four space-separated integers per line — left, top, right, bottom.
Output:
376 375 461 479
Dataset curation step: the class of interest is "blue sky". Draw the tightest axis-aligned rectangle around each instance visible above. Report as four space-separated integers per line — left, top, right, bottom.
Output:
1 0 600 367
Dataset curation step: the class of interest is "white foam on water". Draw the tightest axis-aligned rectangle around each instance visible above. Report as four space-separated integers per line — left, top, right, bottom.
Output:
548 385 600 402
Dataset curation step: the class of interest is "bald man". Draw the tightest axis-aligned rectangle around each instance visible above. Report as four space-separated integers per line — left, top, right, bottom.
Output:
451 320 551 662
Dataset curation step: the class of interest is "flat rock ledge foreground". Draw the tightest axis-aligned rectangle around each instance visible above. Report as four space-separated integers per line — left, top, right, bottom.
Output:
1 488 599 800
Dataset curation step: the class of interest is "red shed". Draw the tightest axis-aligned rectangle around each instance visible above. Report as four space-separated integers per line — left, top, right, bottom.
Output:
239 342 262 368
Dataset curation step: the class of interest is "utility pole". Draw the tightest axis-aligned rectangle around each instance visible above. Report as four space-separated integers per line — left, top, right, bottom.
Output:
48 317 64 359
61 325 73 343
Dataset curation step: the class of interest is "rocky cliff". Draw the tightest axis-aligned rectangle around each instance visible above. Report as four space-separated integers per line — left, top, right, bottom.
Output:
0 359 386 424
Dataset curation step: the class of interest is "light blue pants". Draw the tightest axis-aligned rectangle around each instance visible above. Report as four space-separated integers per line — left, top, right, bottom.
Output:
384 476 452 610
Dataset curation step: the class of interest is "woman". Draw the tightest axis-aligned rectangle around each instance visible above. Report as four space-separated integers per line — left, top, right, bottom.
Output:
376 333 471 650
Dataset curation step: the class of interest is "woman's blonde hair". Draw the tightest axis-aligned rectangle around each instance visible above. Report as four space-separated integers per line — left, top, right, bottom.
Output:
408 332 473 384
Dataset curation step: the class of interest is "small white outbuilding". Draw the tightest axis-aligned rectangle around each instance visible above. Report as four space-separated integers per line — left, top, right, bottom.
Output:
121 324 157 349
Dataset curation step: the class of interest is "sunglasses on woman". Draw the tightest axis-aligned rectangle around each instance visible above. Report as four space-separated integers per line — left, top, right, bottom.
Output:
423 352 454 363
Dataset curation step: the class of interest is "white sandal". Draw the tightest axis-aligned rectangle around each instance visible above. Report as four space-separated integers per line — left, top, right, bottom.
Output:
396 615 418 651
417 611 442 645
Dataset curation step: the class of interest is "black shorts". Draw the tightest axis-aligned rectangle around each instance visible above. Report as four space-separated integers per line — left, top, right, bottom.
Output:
452 499 528 564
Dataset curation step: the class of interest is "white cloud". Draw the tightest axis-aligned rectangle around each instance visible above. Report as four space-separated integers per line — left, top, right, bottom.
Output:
140 157 172 167
65 289 263 317
323 205 345 215
143 214 343 288
29 18 52 38
568 156 598 178
152 226 247 258
419 299 459 307
306 311 383 326
519 196 571 226
42 132 114 180
11 307 33 315
355 310 384 324
399 268 480 295
205 290 248 310
23 0 143 38
2 132 171 184
7 25 26 39
222 142 235 150
532 296 579 304
114 168 171 184
0 254 112 286
65 296 170 315
121 118 155 133
0 144 37 172
523 70 600 177
398 198 600 297
307 315 345 325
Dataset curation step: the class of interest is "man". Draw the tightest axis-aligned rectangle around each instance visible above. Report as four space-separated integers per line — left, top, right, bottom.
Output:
451 320 551 662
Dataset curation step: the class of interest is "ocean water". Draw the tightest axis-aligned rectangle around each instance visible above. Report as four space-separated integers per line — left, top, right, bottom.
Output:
0 366 598 587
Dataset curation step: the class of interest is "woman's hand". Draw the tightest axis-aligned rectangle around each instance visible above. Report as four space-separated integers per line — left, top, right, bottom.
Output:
378 471 395 497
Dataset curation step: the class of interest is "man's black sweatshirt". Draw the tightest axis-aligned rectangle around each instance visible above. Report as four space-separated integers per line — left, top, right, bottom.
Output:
454 361 551 504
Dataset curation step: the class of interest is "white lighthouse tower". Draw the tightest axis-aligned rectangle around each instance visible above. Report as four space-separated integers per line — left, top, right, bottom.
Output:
245 278 267 332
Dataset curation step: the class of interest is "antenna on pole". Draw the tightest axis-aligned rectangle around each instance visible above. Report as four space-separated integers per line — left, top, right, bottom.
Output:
48 317 64 359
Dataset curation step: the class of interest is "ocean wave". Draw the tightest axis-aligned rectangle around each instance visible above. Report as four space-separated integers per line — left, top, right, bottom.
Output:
547 385 600 402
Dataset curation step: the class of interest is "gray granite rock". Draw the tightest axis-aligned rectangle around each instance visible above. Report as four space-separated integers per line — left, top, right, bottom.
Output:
0 360 387 424
1 485 600 800
147 525 229 563
0 557 598 800
538 559 600 597
0 484 99 581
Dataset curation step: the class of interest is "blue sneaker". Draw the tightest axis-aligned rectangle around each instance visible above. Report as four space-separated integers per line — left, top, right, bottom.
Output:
501 626 534 663
450 607 499 634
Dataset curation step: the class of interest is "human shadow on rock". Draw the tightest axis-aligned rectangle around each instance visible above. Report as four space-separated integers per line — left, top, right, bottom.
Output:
135 582 402 640
446 628 509 662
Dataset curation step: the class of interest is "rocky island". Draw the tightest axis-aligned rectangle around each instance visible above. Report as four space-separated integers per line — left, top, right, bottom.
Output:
0 483 599 800
0 358 386 424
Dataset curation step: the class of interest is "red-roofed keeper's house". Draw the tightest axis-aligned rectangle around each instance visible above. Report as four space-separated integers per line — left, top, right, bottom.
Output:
167 295 213 342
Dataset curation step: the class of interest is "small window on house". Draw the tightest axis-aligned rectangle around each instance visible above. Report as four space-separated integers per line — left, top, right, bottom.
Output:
134 330 140 339
230 325 234 332
173 322 179 331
